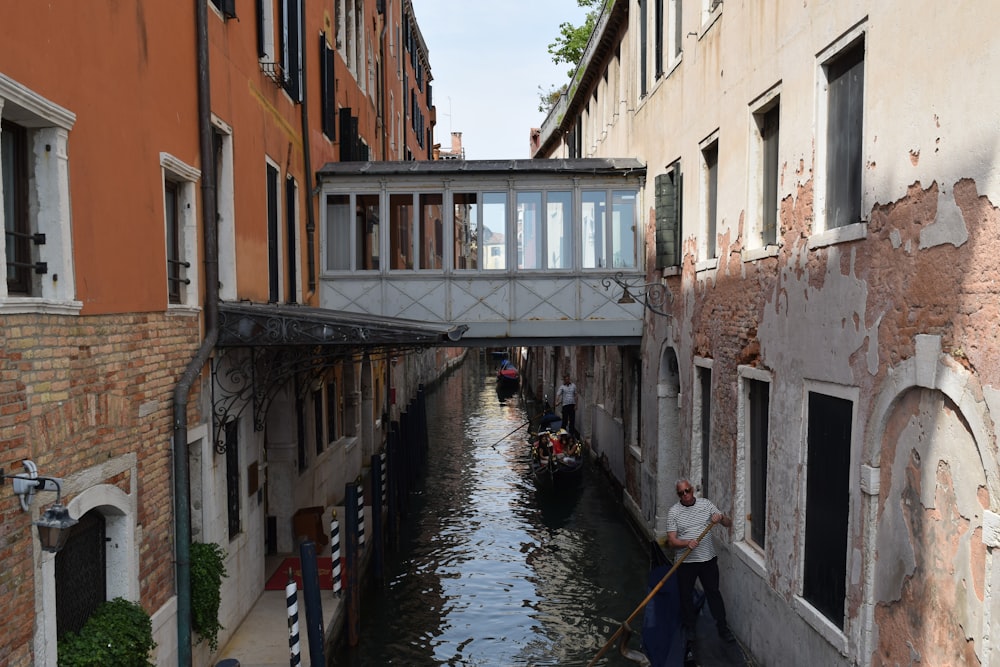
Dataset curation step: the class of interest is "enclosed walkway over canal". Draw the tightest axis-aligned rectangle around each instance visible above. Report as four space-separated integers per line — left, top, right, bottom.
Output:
316 159 654 346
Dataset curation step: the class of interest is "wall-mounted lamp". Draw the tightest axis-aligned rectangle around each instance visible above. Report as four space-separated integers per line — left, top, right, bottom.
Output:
602 272 673 318
2 460 78 553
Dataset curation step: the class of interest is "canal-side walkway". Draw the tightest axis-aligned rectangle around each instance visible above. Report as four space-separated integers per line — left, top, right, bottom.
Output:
215 553 349 667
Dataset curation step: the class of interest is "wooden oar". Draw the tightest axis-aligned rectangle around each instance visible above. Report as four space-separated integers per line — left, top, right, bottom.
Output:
586 521 717 667
485 409 546 450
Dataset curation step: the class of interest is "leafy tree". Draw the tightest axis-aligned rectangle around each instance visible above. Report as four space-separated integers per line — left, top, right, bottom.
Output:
540 0 605 113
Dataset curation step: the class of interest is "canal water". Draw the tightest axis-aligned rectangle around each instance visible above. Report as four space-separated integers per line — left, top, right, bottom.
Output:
332 353 654 666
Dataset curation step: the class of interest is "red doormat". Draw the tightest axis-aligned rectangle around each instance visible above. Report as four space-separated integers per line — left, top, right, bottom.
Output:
264 557 336 591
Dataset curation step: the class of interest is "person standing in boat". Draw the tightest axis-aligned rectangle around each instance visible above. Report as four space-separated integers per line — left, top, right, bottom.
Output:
664 478 735 646
554 374 578 438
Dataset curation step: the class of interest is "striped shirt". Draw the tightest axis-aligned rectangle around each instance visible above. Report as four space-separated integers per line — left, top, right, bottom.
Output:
556 382 577 406
666 497 721 563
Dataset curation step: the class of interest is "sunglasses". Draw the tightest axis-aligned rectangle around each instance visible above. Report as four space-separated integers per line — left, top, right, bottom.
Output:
677 487 693 497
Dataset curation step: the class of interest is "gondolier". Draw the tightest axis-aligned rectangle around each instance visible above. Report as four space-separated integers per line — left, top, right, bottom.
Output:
665 478 735 648
555 374 578 437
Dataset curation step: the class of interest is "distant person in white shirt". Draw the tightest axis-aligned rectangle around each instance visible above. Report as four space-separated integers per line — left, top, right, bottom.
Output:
554 374 578 438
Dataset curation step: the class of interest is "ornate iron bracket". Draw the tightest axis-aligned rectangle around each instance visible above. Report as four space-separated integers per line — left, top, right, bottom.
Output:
601 271 673 318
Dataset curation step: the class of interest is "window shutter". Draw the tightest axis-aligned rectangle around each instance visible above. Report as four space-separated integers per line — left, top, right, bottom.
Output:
655 165 682 268
321 34 336 139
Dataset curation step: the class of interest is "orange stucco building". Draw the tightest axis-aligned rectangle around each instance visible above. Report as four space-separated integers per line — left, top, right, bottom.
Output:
0 1 443 665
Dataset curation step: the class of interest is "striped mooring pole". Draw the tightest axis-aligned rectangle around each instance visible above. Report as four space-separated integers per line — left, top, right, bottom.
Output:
330 509 342 596
357 479 366 550
380 450 387 506
285 571 301 667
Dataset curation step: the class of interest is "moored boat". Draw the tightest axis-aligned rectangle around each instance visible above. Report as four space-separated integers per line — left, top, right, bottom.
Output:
496 358 520 385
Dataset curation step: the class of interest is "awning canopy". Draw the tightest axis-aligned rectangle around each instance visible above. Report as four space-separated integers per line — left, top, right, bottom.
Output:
217 302 468 349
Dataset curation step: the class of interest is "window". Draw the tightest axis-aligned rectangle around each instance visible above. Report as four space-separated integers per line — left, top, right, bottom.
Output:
639 0 648 96
419 192 443 270
313 389 324 455
225 419 241 539
389 193 413 270
695 362 712 497
517 191 543 269
161 153 200 308
255 0 276 60
210 0 237 19
285 176 298 303
453 192 479 270
742 375 769 549
320 33 337 140
668 0 683 65
582 190 606 268
482 192 507 270
701 140 719 259
611 190 637 268
3 119 31 294
655 162 682 268
0 74 76 306
326 379 339 443
356 193 380 270
803 391 853 628
212 119 237 301
56 511 106 638
266 162 281 302
820 36 865 230
546 191 572 269
281 0 303 102
749 93 780 250
654 0 664 79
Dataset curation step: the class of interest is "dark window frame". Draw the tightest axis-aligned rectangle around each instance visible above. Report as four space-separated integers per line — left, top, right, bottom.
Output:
2 119 33 295
747 378 769 549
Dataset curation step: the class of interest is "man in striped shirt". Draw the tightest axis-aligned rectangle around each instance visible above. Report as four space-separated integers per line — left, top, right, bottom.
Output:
665 478 735 645
555 374 578 438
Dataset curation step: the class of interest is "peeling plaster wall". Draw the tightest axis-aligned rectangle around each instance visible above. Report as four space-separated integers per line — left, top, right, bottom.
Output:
543 0 1000 664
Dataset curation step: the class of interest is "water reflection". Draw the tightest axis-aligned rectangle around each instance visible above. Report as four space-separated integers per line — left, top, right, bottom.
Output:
332 353 651 666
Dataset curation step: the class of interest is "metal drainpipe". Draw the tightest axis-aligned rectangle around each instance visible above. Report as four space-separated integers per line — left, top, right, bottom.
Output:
300 4 316 294
379 1 388 159
174 1 220 665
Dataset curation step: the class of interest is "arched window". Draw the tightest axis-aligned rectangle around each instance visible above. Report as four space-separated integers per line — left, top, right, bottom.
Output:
55 510 107 638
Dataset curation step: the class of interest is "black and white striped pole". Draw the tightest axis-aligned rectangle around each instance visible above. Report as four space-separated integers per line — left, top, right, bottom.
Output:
286 570 300 667
357 478 366 550
331 509 342 596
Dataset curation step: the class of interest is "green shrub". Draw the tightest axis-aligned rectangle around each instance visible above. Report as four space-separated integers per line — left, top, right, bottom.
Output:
191 541 228 651
58 597 155 667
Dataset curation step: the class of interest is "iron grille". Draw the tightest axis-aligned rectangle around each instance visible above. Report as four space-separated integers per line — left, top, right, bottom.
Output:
55 511 106 638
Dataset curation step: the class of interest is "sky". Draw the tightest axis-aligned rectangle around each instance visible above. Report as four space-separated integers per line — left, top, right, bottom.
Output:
409 0 590 160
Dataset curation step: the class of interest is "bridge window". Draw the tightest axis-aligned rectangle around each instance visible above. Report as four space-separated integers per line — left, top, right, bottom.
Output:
482 191 507 270
517 192 542 269
325 193 379 271
612 190 638 268
582 190 606 268
453 192 479 270
547 191 572 269
419 193 444 269
389 193 413 269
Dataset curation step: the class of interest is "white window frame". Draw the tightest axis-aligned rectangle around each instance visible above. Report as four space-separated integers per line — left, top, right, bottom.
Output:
735 365 771 577
0 73 79 314
698 131 719 262
258 0 277 63
160 153 200 311
691 356 713 497
212 115 237 301
666 0 684 73
745 84 781 259
812 23 868 248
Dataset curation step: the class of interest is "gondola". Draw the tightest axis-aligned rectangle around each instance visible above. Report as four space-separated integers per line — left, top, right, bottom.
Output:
529 427 583 491
496 358 520 386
